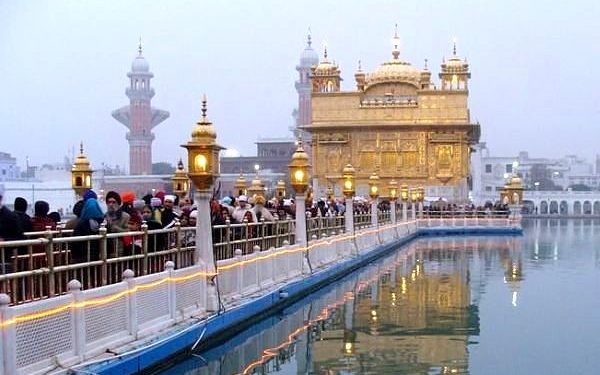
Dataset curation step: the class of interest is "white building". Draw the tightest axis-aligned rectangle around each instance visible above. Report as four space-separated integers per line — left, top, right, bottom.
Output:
0 152 20 181
471 143 597 205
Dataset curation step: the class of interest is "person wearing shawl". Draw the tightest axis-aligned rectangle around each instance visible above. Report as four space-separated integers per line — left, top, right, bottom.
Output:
72 198 105 263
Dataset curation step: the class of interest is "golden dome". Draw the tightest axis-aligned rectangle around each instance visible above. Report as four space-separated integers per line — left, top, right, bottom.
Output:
441 40 469 71
368 60 421 86
366 28 420 87
313 46 339 75
191 95 217 141
509 175 523 186
72 142 92 173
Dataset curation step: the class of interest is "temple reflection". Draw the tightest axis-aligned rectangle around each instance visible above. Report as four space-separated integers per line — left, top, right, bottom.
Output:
161 236 526 375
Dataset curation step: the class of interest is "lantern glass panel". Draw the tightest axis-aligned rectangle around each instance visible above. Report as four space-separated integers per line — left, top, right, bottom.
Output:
294 169 305 183
194 154 208 172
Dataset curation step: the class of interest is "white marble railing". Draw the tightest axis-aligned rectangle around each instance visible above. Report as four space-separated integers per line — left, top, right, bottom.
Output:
0 212 520 375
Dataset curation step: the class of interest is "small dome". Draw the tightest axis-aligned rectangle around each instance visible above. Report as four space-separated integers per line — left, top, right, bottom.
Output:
510 175 523 186
312 46 339 76
300 47 319 66
131 55 149 72
299 34 319 67
300 42 319 67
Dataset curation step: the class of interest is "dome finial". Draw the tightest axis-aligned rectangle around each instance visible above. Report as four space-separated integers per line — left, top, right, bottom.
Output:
391 24 400 59
452 37 457 56
201 94 208 120
323 41 328 60
424 58 428 70
307 27 312 47
138 37 143 56
80 141 84 155
358 59 362 71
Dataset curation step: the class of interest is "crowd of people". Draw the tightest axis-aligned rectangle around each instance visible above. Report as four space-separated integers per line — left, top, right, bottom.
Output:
0 185 353 256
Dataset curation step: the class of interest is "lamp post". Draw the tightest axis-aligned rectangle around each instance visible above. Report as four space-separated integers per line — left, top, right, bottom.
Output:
400 184 408 222
288 141 310 247
417 186 425 218
275 179 286 200
368 172 380 226
410 188 418 220
71 142 93 200
181 95 223 272
388 179 398 223
342 164 356 235
171 158 189 199
234 173 247 197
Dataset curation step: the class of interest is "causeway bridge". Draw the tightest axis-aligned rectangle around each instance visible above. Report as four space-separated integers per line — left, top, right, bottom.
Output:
0 205 521 375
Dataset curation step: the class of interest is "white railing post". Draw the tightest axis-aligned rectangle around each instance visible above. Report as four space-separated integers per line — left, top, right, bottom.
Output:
122 269 137 337
252 245 260 290
68 279 86 360
371 200 378 228
294 196 307 246
390 201 397 224
0 293 14 375
234 249 243 295
165 261 176 319
402 202 408 222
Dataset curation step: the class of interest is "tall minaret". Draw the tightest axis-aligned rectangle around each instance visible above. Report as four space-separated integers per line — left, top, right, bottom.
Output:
295 33 319 153
112 41 169 175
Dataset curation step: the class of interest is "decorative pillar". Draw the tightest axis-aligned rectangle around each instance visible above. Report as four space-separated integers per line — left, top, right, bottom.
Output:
389 179 398 224
401 184 408 222
342 164 356 235
181 95 223 312
289 141 311 247
369 172 380 226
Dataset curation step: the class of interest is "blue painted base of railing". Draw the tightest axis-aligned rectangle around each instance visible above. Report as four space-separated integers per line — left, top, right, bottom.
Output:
419 226 523 236
88 226 520 375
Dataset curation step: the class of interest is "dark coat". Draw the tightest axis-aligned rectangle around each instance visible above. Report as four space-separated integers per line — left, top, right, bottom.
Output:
0 206 23 241
14 211 33 233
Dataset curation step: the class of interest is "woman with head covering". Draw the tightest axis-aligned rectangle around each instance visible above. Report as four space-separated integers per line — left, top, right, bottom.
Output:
72 198 105 263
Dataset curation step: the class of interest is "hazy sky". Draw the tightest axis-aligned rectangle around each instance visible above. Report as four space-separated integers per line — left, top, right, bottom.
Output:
1 0 599 171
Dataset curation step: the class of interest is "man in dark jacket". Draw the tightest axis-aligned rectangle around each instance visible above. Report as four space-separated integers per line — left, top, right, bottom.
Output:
0 188 23 242
13 197 33 233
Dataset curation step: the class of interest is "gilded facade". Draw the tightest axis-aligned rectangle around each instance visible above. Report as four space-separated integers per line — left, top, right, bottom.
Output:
304 30 480 201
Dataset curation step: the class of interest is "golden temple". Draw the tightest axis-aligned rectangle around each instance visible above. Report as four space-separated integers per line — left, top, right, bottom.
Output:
303 29 480 201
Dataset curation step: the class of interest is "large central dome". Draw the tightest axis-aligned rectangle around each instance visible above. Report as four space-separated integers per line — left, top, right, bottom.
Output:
368 59 420 87
366 29 421 88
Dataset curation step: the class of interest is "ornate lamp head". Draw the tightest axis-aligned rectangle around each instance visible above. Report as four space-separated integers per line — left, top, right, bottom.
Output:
181 95 224 191
288 141 311 194
368 172 380 199
410 188 418 202
71 142 93 197
275 179 286 199
400 184 409 202
389 179 398 201
234 173 247 197
342 164 356 198
171 159 189 198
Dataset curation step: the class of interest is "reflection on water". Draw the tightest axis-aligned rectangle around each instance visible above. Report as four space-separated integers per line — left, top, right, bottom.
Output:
156 219 600 375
